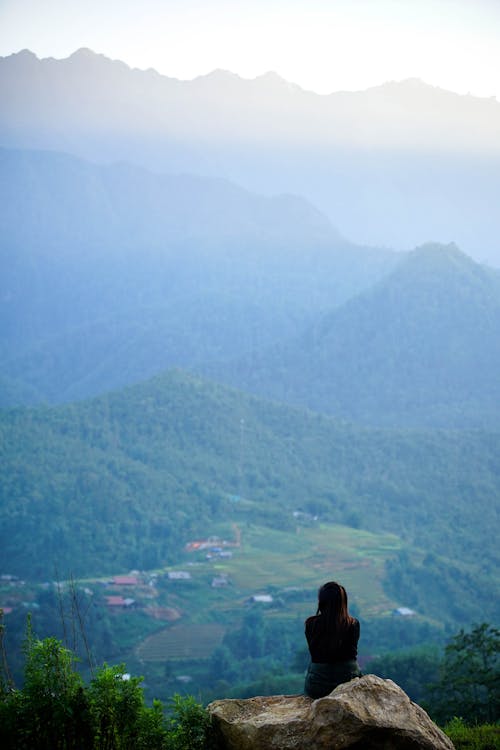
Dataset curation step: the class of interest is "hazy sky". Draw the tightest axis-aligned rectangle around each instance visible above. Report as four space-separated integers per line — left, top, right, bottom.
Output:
1 0 499 97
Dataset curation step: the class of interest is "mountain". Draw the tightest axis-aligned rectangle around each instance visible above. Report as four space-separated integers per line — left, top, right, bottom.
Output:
207 244 500 429
1 50 500 264
0 147 396 404
2 50 499 152
1 369 498 626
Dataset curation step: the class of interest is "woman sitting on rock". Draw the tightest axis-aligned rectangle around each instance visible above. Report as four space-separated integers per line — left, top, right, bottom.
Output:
304 581 361 698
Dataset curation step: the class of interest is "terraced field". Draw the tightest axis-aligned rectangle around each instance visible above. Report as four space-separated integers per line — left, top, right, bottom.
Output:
136 623 226 661
188 521 403 617
134 519 407 663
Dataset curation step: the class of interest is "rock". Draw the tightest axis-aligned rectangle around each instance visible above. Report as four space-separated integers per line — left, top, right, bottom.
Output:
207 674 455 749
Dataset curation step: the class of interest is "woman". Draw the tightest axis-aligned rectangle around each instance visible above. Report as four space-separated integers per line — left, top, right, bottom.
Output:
304 581 361 698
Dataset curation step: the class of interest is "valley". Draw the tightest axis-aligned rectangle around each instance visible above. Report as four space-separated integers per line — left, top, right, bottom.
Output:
0 44 498 719
1 513 445 703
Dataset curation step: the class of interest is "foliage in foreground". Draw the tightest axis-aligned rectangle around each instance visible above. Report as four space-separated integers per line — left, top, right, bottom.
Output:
428 623 499 725
0 625 213 750
1 618 499 749
365 623 499 727
444 717 500 750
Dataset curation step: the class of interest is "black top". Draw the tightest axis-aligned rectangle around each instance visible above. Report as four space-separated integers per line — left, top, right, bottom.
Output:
305 616 360 663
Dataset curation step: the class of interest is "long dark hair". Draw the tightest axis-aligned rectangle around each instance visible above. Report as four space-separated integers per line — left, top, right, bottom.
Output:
311 581 356 646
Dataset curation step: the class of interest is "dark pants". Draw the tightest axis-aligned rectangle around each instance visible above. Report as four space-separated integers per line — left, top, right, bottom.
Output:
304 660 361 699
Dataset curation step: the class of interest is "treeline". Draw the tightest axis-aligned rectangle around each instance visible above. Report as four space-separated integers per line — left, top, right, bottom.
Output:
367 623 500 726
1 619 498 749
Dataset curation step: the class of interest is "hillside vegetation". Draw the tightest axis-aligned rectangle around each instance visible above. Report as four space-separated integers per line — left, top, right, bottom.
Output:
1 370 498 628
0 147 394 405
209 243 500 429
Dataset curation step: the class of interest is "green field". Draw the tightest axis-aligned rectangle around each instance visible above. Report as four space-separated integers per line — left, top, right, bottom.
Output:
208 523 402 613
137 623 226 661
134 519 407 662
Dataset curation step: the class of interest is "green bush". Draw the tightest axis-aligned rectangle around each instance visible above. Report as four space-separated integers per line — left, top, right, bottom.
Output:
166 693 215 750
0 626 214 750
444 717 500 750
428 623 499 724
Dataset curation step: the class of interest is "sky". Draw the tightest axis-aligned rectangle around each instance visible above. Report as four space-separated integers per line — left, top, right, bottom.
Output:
0 0 499 97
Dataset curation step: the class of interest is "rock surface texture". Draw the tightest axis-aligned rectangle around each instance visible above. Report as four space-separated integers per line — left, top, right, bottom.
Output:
207 674 455 750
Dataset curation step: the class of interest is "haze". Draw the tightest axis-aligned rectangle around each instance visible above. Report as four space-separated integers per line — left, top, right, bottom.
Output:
1 0 500 98
1 0 500 719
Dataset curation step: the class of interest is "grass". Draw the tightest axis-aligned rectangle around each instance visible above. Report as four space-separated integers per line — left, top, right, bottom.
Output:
205 521 402 616
136 623 225 661
444 717 500 750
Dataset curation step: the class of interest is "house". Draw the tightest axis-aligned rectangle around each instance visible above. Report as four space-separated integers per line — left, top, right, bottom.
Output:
211 576 229 588
393 607 416 617
168 571 191 580
113 576 139 586
106 596 135 608
249 594 273 604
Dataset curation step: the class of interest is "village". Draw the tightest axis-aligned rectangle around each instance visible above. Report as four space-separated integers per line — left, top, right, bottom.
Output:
0 529 282 624
0 523 417 625
0 517 426 709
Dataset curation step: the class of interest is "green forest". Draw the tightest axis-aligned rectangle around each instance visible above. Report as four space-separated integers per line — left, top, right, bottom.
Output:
1 369 499 729
1 369 498 604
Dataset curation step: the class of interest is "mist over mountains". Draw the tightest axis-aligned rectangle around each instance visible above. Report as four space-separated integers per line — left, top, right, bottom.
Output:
1 145 499 431
209 243 500 429
0 146 395 405
2 48 500 264
1 45 499 662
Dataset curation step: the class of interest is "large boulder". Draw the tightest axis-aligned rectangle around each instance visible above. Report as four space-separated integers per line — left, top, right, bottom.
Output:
207 674 454 749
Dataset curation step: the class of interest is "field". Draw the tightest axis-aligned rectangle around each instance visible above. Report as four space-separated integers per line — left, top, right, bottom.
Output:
137 623 226 661
133 518 407 663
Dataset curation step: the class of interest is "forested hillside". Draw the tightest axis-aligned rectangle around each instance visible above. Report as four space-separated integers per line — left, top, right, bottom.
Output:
1 370 498 625
210 243 500 429
0 147 395 405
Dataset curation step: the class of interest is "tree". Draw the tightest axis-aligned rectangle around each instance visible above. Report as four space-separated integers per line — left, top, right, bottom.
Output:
428 623 499 724
4 621 88 750
0 627 216 749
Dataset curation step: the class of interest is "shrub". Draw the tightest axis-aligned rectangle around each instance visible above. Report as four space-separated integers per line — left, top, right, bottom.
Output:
444 716 500 750
166 693 215 750
0 623 214 750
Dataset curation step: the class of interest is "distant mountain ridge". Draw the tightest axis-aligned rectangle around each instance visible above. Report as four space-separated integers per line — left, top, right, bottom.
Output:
3 49 499 150
206 243 500 429
2 147 499 429
1 49 500 263
0 146 395 405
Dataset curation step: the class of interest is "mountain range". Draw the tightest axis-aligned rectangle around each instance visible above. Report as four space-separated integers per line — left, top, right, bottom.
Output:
0 146 396 405
2 49 500 264
1 47 499 660
2 146 499 430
